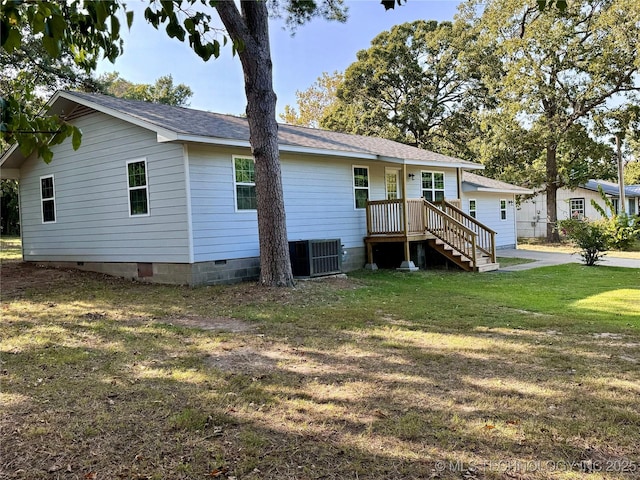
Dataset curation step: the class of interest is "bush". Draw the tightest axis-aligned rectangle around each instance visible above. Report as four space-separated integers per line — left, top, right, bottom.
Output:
559 218 610 266
603 213 640 251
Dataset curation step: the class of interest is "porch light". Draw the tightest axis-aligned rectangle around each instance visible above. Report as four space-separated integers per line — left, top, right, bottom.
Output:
408 173 415 180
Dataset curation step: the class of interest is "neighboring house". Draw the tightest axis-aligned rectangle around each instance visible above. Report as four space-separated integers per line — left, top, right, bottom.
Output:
517 180 640 238
1 91 528 285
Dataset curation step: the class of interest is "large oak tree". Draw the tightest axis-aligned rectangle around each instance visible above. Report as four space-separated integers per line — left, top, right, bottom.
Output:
321 19 493 160
461 0 640 241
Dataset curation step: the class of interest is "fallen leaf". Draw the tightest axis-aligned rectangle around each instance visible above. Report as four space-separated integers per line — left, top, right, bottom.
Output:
506 419 520 426
84 472 97 479
483 424 495 430
210 466 229 477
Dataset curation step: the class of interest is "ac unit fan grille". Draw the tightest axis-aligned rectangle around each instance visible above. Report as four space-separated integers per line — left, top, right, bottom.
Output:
289 239 341 278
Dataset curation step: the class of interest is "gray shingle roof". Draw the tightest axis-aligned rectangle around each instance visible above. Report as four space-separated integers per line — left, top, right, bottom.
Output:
462 172 532 193
62 91 482 167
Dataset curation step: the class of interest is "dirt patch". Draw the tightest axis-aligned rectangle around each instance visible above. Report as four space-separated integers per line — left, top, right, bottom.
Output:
160 315 255 332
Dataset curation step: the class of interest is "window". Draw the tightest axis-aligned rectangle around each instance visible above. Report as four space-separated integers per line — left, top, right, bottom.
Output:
611 199 619 215
127 159 149 216
500 199 507 221
234 156 256 210
353 166 369 209
40 175 56 223
421 171 445 202
569 198 585 219
469 199 477 219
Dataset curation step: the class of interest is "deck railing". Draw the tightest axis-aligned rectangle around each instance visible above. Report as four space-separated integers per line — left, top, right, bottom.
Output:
437 200 496 262
366 199 426 236
423 200 477 266
366 198 498 268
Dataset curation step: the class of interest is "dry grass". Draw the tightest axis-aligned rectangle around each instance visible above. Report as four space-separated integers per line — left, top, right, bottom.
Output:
1 248 639 479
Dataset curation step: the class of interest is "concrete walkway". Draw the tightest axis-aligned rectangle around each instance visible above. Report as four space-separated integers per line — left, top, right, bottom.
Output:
497 248 640 271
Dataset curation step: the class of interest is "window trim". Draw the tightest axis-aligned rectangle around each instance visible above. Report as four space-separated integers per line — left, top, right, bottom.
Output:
421 170 446 203
500 198 507 221
468 199 477 219
353 165 370 210
569 197 585 219
40 174 56 224
232 155 257 212
126 158 150 217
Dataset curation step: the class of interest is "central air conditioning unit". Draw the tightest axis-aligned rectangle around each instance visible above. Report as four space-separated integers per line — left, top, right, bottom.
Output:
288 239 342 278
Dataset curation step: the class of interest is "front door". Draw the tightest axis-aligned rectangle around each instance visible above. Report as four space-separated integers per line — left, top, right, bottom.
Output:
385 169 400 200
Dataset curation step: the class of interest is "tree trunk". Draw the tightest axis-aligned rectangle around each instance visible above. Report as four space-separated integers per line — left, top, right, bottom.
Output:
216 1 294 286
545 143 560 242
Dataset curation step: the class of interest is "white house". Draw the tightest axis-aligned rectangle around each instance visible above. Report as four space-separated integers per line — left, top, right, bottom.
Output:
517 180 640 238
1 91 529 285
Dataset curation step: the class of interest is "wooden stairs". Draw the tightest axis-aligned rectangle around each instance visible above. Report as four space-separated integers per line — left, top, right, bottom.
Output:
365 198 500 273
428 238 500 272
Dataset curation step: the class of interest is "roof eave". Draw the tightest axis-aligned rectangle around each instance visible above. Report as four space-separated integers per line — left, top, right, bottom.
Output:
464 185 533 194
379 156 485 169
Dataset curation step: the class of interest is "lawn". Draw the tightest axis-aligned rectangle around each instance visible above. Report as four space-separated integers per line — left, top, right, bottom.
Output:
1 244 639 479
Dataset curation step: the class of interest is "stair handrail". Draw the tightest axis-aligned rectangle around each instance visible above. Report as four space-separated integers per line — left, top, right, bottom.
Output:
438 200 497 263
423 200 478 267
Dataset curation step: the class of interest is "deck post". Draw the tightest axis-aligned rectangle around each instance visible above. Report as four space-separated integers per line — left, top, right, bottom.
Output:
491 231 497 263
402 164 411 264
364 240 378 270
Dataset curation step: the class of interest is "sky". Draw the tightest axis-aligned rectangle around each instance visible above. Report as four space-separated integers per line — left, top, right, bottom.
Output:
95 1 462 117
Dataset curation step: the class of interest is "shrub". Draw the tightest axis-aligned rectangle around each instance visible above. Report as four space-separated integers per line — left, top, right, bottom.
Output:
602 213 640 251
590 186 640 251
559 218 610 266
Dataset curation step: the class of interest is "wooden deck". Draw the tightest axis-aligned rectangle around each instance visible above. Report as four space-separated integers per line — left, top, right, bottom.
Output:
365 198 498 272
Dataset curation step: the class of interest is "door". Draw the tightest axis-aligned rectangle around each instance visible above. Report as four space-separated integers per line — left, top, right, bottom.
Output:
385 169 401 231
385 169 400 200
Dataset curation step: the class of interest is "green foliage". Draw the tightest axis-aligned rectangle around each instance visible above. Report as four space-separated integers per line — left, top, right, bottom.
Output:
0 179 20 235
624 161 640 185
0 1 122 161
1 1 127 67
0 93 82 163
603 213 640 251
460 0 640 241
591 186 640 250
559 218 610 266
280 71 343 128
97 72 193 106
321 19 490 160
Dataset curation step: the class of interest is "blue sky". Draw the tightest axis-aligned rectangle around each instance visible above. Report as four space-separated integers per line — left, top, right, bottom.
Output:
96 1 461 117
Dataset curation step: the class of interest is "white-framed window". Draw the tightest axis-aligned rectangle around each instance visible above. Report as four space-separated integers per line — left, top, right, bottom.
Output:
421 171 445 202
40 174 56 223
500 199 507 221
233 155 256 211
570 198 585 219
468 199 477 219
353 165 369 209
127 159 149 216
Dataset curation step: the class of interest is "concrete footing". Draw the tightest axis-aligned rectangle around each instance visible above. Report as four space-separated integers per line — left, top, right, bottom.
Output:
396 260 419 272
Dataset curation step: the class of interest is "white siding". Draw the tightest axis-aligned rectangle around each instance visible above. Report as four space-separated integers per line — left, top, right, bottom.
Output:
517 187 613 238
404 167 459 200
19 113 190 262
187 145 460 262
462 193 517 248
